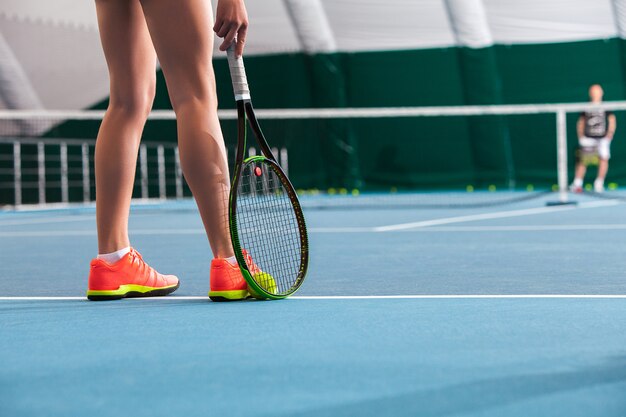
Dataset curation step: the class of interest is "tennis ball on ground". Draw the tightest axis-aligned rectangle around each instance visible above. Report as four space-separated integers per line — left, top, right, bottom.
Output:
328 188 337 195
466 185 474 192
526 184 534 191
249 272 277 299
585 184 592 191
351 189 360 196
339 188 348 195
609 182 618 190
488 185 496 192
552 184 559 191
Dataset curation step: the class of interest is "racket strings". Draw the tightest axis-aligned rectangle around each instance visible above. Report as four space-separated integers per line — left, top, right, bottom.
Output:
238 174 299 293
236 161 303 294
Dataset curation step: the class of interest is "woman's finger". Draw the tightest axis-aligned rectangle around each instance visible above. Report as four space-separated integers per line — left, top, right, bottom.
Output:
220 26 239 51
216 22 232 38
235 25 247 57
213 18 224 34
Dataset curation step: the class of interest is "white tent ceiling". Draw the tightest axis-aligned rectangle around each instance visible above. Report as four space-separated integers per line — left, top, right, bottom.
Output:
1 0 625 109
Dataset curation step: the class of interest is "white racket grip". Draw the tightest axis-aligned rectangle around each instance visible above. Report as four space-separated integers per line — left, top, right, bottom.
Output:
227 45 251 101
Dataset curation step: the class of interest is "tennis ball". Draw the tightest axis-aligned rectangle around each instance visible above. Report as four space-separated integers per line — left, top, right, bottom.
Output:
526 184 534 191
249 272 277 299
488 185 496 192
466 185 474 193
351 189 360 196
328 188 337 195
609 182 618 190
552 184 559 191
585 184 592 191
339 188 348 195
390 187 398 193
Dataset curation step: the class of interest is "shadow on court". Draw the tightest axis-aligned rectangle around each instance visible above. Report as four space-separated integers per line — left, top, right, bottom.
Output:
285 357 626 417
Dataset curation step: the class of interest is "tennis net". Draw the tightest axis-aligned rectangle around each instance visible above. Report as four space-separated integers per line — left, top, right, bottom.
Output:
1 104 625 209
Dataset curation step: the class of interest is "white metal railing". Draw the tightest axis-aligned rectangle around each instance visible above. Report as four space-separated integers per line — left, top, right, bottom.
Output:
0 137 183 206
0 135 287 207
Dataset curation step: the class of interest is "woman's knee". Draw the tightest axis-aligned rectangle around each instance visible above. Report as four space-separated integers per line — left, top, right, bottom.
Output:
108 78 156 119
166 67 218 114
170 92 218 116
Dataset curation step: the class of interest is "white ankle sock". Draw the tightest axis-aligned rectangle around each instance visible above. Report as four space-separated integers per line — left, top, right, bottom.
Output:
98 247 131 264
225 255 238 266
573 178 583 187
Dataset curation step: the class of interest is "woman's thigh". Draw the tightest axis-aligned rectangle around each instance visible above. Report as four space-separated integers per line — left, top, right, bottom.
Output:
139 0 216 109
95 0 157 111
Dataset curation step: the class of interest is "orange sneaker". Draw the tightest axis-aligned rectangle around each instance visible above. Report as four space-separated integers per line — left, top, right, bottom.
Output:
87 248 179 301
209 251 259 302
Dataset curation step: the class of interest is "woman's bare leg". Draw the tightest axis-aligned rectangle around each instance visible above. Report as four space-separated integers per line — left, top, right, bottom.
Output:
94 0 157 253
139 0 234 258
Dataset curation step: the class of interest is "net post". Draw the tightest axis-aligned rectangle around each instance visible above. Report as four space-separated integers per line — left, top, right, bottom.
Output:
280 148 289 176
140 144 148 199
60 142 69 203
13 141 21 206
547 109 576 206
157 144 166 200
174 146 183 199
37 141 46 205
81 143 90 203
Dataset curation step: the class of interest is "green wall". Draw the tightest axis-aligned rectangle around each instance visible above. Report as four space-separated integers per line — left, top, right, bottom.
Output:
205 39 626 191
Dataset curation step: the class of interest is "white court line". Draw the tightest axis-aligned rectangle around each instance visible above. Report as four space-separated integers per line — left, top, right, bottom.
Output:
0 215 95 227
415 224 626 232
374 200 619 232
1 295 626 301
0 230 97 237
311 223 626 233
0 230 199 237
0 199 619 234
4 223 626 238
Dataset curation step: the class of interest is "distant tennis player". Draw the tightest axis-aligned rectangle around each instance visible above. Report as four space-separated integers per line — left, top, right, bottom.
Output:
87 0 253 301
570 84 616 193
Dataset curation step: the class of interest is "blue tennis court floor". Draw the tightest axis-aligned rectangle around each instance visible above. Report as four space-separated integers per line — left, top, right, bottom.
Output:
1 194 626 416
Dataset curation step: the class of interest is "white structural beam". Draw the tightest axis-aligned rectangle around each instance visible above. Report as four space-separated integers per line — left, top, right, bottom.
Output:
612 0 626 38
444 0 493 48
282 0 337 53
0 31 42 111
0 31 43 135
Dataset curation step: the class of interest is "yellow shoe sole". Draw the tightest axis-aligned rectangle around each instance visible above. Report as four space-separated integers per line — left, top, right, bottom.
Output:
208 289 249 302
87 283 179 301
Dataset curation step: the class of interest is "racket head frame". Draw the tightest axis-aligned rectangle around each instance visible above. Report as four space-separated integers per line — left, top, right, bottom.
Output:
228 100 309 299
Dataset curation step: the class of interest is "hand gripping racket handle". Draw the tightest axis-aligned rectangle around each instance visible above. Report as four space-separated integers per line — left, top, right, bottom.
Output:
227 44 251 101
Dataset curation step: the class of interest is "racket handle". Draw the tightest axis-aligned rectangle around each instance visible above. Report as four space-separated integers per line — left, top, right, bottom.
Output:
227 44 251 101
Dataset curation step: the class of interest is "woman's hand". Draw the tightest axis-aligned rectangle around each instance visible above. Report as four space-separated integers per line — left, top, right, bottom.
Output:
214 0 248 57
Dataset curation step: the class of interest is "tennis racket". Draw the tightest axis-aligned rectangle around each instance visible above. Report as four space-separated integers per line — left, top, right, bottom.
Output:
226 45 309 300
